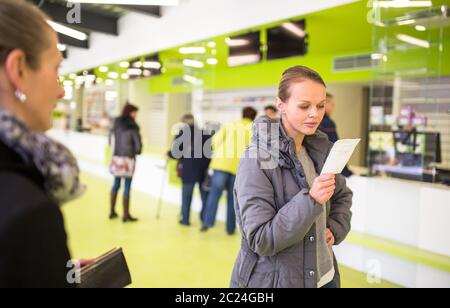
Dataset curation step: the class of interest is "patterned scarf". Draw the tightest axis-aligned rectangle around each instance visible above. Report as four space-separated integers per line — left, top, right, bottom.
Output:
0 107 85 205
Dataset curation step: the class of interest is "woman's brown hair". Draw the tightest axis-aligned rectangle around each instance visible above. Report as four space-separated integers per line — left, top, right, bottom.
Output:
278 66 326 102
0 0 52 70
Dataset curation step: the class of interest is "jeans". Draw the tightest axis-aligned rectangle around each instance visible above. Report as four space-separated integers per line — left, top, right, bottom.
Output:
112 177 133 197
181 182 208 225
202 170 236 234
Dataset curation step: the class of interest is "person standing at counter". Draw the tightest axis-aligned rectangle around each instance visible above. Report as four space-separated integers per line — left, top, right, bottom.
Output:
319 93 353 177
109 103 142 222
169 114 211 226
230 66 353 288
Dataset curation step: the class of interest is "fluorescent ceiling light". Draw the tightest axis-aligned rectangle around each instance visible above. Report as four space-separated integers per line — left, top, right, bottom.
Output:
108 72 119 79
397 19 416 26
121 73 129 80
183 75 202 85
373 1 432 8
57 44 67 52
143 61 162 69
371 53 385 60
105 79 115 86
207 42 216 48
47 20 88 41
397 34 430 48
143 70 152 77
225 38 250 47
183 59 204 68
120 61 130 68
75 76 85 85
85 74 96 82
99 66 109 73
127 68 142 75
415 25 427 31
179 47 206 54
207 58 218 65
68 0 179 5
282 22 306 38
132 61 143 68
228 54 260 67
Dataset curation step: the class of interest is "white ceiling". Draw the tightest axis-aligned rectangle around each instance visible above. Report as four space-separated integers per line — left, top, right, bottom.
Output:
60 0 359 74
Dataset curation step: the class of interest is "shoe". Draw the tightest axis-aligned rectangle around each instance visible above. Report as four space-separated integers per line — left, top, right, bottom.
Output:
122 216 138 223
110 191 118 219
179 221 191 226
122 196 137 223
200 226 209 232
227 231 235 236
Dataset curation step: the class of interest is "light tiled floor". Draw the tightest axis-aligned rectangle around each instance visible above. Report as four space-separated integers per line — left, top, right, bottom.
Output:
62 173 400 288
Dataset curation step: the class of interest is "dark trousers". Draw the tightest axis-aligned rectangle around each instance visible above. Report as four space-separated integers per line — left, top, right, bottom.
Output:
181 182 208 224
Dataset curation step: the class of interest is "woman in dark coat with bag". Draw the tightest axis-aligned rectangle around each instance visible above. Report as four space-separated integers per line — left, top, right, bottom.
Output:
109 103 142 222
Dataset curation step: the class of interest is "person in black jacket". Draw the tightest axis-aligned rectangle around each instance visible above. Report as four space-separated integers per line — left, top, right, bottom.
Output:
109 103 142 222
169 114 212 226
319 93 353 177
0 0 86 287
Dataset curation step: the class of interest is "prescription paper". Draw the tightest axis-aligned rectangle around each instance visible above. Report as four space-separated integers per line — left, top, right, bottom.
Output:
321 139 361 175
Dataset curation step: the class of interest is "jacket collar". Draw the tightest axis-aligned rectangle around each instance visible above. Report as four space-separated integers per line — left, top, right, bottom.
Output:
251 116 331 172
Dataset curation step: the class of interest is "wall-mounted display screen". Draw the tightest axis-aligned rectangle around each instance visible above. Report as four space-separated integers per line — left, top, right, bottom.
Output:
227 31 261 67
267 20 308 61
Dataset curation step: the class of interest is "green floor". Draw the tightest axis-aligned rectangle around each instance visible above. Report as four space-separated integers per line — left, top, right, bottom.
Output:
62 173 401 288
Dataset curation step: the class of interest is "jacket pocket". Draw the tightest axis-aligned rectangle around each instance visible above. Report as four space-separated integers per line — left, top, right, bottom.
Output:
238 251 258 288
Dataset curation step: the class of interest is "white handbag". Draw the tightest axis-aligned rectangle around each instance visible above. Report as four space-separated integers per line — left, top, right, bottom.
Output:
109 156 136 178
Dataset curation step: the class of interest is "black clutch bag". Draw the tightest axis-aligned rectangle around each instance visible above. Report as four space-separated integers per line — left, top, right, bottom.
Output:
79 248 132 288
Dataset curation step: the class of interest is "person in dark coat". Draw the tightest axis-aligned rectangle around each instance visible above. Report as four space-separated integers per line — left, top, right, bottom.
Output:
109 103 142 222
0 0 86 287
319 93 353 177
169 114 212 226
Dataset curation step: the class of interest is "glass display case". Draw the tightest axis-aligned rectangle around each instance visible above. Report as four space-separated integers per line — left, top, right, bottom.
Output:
368 1 450 184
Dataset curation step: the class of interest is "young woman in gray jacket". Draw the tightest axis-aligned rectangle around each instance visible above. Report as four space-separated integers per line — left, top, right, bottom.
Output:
230 66 353 288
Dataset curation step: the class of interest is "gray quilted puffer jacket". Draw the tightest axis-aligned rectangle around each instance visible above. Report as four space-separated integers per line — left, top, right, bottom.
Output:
230 116 353 288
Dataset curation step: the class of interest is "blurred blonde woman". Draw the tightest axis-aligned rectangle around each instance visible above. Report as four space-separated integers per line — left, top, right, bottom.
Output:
0 0 85 287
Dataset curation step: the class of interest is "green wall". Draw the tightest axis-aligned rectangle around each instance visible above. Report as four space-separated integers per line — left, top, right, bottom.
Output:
70 0 450 94
149 0 374 94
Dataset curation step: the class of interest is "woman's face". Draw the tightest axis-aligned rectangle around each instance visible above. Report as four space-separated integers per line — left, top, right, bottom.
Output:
277 79 327 136
22 30 65 132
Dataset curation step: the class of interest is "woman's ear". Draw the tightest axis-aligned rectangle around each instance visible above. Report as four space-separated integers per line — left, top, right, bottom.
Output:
4 49 29 93
276 97 286 115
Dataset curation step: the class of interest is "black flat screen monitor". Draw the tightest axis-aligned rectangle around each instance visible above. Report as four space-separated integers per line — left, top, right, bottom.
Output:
227 31 261 67
267 20 308 61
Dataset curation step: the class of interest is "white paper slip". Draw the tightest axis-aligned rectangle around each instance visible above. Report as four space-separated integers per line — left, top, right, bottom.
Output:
320 139 361 175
